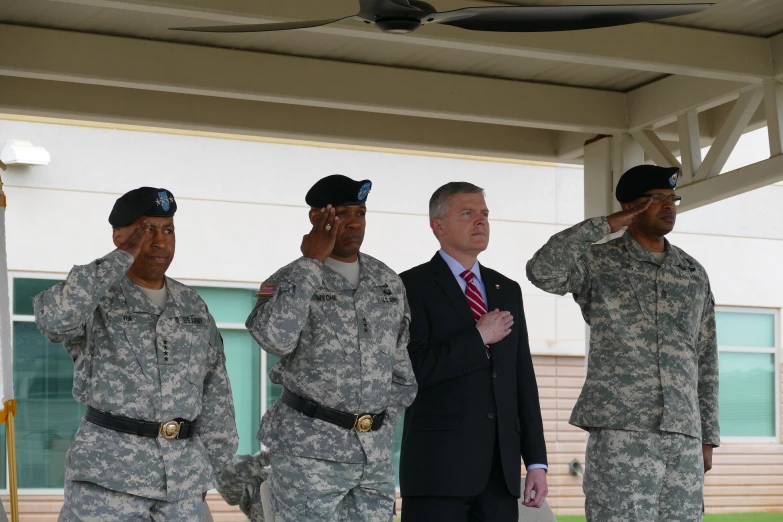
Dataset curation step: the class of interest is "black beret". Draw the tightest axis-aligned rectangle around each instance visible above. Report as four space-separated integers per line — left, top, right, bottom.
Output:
109 187 177 227
615 165 680 203
305 175 372 208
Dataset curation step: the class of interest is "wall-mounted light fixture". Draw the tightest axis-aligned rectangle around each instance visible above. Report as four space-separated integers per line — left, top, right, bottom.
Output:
0 140 51 167
569 458 584 477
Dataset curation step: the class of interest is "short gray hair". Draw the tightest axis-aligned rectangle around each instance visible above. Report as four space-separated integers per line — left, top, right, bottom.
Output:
429 182 485 220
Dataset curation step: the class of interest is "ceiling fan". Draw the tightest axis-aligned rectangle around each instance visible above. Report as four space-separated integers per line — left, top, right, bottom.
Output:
171 1 713 35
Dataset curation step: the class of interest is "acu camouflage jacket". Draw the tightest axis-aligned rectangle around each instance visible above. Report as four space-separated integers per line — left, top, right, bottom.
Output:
527 217 720 446
33 250 238 501
247 254 418 464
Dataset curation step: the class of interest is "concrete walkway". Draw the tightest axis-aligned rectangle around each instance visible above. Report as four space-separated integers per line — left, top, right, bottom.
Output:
520 499 557 521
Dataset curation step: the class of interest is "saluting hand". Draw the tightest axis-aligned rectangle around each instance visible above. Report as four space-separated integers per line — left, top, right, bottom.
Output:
606 197 652 233
301 205 338 263
117 221 152 259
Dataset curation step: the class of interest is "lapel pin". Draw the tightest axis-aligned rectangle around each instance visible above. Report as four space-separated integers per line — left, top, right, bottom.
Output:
495 284 500 289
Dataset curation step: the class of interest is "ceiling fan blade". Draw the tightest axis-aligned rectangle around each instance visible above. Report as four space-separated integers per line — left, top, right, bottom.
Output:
172 17 353 33
428 4 713 32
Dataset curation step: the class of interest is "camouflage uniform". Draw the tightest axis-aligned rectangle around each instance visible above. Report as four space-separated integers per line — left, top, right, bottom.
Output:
583 429 704 522
526 217 719 521
246 254 418 522
60 480 203 522
33 250 238 520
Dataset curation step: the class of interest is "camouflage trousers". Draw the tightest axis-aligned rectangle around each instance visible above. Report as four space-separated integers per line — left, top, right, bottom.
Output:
268 453 396 522
583 428 704 522
59 480 204 522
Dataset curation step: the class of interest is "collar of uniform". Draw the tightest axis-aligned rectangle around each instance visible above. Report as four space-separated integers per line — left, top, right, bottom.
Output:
622 231 676 267
320 253 383 291
322 262 357 291
163 277 202 318
120 276 164 314
119 276 201 317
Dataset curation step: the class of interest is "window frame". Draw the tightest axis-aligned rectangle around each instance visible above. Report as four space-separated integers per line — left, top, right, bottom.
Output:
7 271 267 495
716 305 781 444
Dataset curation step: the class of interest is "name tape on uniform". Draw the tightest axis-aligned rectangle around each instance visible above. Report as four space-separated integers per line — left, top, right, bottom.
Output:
177 316 206 325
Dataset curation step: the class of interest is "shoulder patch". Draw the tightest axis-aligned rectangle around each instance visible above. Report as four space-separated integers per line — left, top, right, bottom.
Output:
256 283 278 297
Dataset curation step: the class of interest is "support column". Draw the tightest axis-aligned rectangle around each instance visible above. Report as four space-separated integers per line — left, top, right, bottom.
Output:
582 134 643 356
583 136 613 219
584 134 643 218
611 134 645 209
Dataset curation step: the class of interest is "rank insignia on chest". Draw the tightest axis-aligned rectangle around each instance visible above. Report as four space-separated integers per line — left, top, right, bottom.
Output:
158 339 173 365
315 294 337 301
256 284 278 297
358 315 372 338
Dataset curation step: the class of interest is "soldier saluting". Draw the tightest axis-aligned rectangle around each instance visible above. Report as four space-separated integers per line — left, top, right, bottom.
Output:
246 175 417 522
527 165 719 522
34 187 238 521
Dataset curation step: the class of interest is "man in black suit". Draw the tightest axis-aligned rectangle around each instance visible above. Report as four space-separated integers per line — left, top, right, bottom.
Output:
399 182 548 522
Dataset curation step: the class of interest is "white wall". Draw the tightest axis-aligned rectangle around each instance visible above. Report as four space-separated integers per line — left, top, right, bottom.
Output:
1 119 780 356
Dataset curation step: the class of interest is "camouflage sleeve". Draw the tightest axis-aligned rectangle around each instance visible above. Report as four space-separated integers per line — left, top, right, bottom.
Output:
697 286 720 447
526 217 610 297
215 451 270 520
33 250 134 344
385 294 418 426
196 317 240 476
246 257 323 357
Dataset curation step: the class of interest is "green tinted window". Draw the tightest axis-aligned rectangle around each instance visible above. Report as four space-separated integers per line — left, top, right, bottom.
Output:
718 351 776 437
716 310 777 439
14 321 85 488
193 287 261 455
194 286 256 324
13 279 62 316
221 329 260 455
716 311 775 347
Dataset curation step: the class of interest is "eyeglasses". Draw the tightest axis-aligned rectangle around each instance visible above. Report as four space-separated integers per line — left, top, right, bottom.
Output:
639 193 682 206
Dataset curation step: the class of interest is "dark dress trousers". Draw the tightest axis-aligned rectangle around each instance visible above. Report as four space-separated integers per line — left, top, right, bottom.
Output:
399 253 547 519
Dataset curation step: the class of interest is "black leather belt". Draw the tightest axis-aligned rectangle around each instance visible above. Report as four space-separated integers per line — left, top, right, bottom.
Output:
86 406 194 440
281 388 385 433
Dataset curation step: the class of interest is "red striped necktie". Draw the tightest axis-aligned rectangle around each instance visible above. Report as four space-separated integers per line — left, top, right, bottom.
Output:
460 269 490 357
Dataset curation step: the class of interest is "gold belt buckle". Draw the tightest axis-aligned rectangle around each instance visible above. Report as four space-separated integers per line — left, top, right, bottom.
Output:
354 414 374 433
160 420 183 440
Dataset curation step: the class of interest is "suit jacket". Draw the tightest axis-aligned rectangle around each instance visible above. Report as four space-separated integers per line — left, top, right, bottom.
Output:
399 252 547 497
